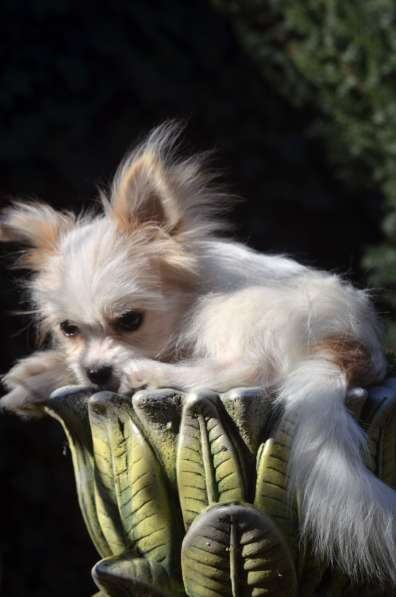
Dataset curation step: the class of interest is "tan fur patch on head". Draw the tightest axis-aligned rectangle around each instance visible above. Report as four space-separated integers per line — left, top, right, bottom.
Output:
313 336 376 386
158 251 198 291
0 202 75 269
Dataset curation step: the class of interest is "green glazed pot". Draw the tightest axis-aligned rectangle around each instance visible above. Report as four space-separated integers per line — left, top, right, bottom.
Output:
41 379 396 597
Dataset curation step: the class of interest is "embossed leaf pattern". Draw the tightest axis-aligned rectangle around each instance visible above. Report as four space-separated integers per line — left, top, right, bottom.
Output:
93 554 177 597
89 395 130 555
267 420 329 595
181 503 297 597
44 387 112 558
42 379 396 597
132 390 183 487
177 393 246 530
88 394 174 568
113 412 173 566
254 417 298 554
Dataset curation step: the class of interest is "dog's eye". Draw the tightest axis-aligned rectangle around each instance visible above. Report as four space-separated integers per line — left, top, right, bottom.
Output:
114 310 144 333
60 320 80 337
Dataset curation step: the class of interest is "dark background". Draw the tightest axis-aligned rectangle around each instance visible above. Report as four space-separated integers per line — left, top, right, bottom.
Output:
0 2 383 596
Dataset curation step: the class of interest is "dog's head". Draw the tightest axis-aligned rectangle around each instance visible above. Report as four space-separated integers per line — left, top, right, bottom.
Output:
0 123 226 391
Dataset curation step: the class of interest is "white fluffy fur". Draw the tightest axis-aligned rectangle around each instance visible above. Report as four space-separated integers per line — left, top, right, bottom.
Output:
1 122 394 583
279 360 396 582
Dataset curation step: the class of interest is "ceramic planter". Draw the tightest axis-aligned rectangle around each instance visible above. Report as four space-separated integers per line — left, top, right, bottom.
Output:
41 380 396 597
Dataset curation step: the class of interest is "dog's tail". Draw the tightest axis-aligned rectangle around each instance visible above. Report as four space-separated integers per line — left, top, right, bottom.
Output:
277 356 396 583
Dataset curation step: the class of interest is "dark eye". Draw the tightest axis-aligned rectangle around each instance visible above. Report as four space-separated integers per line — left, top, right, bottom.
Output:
60 320 80 337
114 310 144 333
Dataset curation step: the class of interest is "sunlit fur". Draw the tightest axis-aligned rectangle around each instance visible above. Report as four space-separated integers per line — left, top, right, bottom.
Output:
1 122 394 583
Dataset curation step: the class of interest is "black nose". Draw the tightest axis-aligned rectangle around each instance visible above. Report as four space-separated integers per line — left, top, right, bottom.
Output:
86 365 113 386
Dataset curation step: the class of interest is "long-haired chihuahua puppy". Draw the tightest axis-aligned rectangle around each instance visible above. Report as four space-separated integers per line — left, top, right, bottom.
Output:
0 123 394 583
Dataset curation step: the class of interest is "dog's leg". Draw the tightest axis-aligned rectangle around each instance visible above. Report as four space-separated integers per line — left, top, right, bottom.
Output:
1 350 73 416
121 358 263 393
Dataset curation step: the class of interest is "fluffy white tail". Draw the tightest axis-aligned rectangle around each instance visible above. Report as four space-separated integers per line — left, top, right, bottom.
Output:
277 357 396 582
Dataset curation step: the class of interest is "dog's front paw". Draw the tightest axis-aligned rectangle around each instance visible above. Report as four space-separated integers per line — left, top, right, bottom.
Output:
119 361 171 394
2 351 63 390
1 384 45 417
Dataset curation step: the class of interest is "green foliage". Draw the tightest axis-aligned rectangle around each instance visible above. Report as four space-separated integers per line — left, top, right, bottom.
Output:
212 0 396 347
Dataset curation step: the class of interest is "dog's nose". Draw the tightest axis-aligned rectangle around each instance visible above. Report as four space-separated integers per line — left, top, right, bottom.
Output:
86 365 113 386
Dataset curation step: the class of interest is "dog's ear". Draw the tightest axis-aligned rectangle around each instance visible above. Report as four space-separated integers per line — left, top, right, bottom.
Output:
108 145 182 234
0 202 75 269
107 122 228 240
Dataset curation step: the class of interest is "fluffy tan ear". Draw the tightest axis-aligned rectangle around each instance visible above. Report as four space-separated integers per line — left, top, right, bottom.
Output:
107 124 205 288
106 122 227 239
0 201 75 269
109 139 182 234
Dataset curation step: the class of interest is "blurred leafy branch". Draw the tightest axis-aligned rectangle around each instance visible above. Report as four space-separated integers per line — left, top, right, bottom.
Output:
212 0 396 348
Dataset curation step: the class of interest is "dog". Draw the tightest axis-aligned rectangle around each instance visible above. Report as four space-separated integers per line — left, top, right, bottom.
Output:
0 122 394 583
